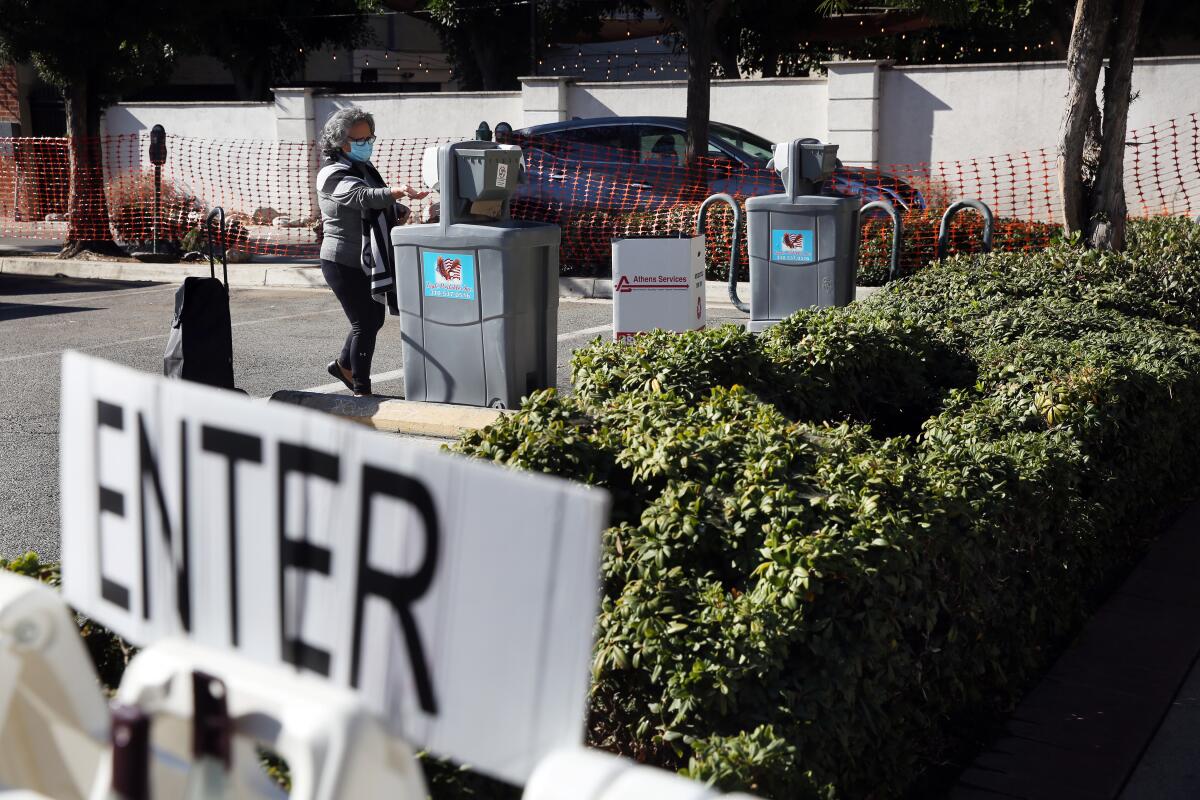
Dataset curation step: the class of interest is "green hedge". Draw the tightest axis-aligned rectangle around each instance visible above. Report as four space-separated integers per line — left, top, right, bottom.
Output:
454 216 1200 798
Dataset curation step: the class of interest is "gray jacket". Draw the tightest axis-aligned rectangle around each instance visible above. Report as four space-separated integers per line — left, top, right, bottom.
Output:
317 153 394 268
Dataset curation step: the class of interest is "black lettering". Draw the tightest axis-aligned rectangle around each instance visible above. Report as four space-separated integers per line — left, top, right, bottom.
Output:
137 414 191 632
277 442 338 676
200 425 263 646
96 400 130 610
351 464 439 715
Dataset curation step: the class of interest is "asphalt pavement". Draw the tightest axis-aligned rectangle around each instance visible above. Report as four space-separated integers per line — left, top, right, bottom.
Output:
0 272 748 561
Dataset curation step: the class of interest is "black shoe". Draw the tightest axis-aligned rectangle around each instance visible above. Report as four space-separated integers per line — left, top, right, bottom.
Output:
326 360 354 392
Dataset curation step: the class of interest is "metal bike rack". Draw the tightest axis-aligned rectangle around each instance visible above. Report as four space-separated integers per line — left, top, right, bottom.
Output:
858 199 903 282
697 192 747 313
937 199 994 259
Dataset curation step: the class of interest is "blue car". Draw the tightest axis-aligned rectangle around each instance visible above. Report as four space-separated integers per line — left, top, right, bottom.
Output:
502 116 923 267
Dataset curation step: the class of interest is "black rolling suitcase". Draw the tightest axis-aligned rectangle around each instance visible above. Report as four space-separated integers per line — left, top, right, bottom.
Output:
163 208 236 389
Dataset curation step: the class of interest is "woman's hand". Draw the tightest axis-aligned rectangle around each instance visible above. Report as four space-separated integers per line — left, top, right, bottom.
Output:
392 184 431 200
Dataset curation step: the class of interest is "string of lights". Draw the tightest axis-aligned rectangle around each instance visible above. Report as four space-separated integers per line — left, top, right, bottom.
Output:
290 8 1070 83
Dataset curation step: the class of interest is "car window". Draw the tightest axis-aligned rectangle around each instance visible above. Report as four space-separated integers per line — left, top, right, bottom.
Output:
709 123 775 163
635 127 686 166
635 125 736 165
555 126 631 163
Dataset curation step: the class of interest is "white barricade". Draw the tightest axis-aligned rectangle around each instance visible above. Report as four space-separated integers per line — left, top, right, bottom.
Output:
90 638 426 800
0 571 109 800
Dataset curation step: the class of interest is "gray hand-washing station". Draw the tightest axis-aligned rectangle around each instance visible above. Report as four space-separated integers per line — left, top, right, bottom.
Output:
745 140 860 332
391 141 559 408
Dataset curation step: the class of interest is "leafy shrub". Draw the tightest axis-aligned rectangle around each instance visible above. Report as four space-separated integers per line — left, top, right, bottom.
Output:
556 205 749 281
454 217 1200 798
106 172 204 250
558 202 1059 288
857 209 1060 285
571 306 972 435
178 216 252 259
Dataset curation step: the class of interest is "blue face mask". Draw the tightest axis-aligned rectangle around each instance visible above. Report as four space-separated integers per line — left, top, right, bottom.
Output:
348 140 373 162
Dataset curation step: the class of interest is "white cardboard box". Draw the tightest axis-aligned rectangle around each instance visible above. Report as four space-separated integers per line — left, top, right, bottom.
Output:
612 235 707 342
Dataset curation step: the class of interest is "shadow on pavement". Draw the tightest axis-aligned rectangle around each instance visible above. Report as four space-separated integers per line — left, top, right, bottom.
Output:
0 273 159 296
0 301 99 322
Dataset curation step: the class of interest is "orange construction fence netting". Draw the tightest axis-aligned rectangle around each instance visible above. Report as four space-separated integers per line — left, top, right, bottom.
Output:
0 113 1197 281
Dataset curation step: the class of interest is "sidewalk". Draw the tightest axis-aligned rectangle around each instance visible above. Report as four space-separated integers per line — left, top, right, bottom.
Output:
0 252 779 304
0 251 891 306
950 502 1200 799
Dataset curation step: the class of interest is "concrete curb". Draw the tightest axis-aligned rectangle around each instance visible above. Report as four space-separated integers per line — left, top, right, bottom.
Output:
269 390 507 438
0 255 300 289
0 254 880 305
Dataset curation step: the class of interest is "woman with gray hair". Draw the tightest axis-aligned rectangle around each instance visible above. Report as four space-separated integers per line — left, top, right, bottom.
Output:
316 106 427 396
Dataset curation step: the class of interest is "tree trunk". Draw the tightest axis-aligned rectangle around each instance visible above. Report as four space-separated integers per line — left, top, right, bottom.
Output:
1087 0 1146 249
1057 0 1113 234
647 0 728 164
61 79 118 258
231 63 270 102
683 2 713 163
467 24 511 90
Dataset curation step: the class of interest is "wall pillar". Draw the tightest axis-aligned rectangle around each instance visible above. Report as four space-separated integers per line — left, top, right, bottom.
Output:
273 87 316 142
519 76 574 127
272 87 318 220
824 60 888 167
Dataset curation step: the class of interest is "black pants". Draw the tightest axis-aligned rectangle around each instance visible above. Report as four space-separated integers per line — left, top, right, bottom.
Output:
322 259 385 393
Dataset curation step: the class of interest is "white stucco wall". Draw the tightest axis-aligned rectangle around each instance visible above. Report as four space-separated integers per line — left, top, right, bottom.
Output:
876 55 1200 219
102 102 277 140
879 61 1068 167
313 91 521 142
566 78 828 144
880 55 1200 166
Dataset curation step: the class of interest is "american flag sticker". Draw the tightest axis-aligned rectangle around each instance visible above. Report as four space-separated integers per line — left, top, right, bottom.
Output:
423 251 477 301
436 256 463 284
771 228 815 264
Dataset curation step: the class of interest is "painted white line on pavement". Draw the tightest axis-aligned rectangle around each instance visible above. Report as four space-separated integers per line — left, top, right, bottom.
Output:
0 307 341 365
556 323 611 341
300 323 614 394
303 367 407 395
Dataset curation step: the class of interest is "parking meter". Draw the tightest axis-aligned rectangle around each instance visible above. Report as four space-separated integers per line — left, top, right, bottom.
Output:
135 124 171 261
148 125 166 166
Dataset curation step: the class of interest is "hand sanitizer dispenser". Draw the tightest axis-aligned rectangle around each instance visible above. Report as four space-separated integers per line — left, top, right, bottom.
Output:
392 141 560 408
745 140 858 332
